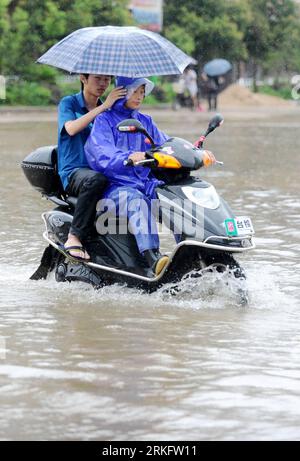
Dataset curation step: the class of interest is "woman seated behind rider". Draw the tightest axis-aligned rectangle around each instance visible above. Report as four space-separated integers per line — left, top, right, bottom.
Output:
84 76 169 276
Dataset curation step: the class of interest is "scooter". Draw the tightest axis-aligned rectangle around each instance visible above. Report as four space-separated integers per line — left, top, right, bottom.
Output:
21 114 255 296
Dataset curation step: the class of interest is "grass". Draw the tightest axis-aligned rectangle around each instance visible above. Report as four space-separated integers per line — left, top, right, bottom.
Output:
257 84 293 100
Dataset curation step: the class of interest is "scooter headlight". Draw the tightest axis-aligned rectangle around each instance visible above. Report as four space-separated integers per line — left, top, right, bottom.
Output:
182 185 220 209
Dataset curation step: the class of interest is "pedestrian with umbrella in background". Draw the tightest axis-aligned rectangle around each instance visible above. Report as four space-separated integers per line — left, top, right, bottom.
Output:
202 58 232 111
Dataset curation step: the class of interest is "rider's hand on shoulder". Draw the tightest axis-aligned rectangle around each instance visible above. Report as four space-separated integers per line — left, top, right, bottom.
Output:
101 86 127 111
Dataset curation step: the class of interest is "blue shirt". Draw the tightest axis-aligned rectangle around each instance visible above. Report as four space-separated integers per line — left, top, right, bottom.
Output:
57 91 101 190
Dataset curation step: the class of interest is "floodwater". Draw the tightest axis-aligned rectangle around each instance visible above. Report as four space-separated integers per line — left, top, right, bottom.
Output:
0 106 299 441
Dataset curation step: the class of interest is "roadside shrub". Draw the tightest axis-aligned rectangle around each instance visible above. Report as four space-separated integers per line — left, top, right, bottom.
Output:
3 81 53 105
0 76 177 106
258 84 292 100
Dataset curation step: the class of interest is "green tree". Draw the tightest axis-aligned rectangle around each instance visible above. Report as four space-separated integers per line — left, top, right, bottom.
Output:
2 0 132 79
65 0 132 31
244 0 299 89
0 0 10 74
264 0 300 74
1 0 132 104
164 0 300 88
163 0 248 69
3 0 66 79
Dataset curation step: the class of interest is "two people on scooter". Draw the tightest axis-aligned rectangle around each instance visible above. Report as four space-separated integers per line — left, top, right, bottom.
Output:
84 76 170 276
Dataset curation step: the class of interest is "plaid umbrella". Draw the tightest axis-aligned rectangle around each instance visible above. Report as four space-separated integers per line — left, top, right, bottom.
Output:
203 59 232 78
37 26 196 77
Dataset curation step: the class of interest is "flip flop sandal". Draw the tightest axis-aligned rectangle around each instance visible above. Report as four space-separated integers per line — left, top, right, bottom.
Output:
62 245 91 262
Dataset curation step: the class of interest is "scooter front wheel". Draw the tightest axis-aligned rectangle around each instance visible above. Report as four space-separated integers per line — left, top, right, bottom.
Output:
202 252 248 305
202 252 246 280
55 262 67 283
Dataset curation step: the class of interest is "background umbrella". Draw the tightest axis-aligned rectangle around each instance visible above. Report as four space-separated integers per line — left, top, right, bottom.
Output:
203 59 232 77
37 26 197 77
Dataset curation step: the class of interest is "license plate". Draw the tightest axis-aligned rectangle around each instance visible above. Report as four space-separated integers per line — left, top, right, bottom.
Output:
225 216 254 237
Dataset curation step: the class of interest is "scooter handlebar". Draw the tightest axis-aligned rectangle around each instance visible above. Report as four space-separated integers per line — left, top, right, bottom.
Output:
123 158 134 166
123 158 156 167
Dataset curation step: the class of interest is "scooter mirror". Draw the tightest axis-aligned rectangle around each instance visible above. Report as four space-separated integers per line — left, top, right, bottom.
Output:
207 113 224 132
195 113 224 147
117 118 156 146
117 119 145 133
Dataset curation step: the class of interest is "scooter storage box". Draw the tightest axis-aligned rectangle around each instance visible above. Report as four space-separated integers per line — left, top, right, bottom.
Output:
21 146 62 195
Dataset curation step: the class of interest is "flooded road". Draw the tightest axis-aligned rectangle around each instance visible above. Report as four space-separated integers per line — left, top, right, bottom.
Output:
0 106 299 440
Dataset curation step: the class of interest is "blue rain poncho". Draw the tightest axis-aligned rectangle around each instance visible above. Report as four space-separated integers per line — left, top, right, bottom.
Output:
84 78 169 200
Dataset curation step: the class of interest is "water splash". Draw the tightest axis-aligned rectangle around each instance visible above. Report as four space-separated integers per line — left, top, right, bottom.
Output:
0 257 297 313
